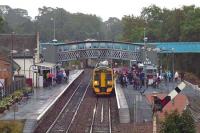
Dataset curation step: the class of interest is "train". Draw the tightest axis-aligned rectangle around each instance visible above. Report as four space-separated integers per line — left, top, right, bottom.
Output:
92 61 114 95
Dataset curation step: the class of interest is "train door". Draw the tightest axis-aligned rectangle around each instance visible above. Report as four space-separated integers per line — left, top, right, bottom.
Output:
100 71 106 88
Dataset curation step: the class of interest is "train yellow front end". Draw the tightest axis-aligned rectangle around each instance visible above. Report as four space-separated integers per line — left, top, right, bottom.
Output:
92 66 114 95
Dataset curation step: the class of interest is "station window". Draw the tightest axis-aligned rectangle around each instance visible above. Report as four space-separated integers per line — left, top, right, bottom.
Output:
107 43 113 49
99 43 106 48
78 44 85 49
70 45 77 50
86 43 92 49
63 46 69 51
129 45 137 51
121 44 128 50
114 44 121 49
92 43 99 48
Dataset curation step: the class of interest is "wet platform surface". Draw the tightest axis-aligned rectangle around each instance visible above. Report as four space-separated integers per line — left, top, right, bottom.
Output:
116 81 179 123
0 70 83 121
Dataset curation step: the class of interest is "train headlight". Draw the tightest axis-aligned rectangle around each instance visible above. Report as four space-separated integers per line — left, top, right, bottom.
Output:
107 88 112 92
94 88 100 92
107 81 112 85
94 81 99 85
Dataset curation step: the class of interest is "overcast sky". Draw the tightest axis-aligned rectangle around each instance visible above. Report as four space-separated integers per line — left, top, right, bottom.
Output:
1 0 200 21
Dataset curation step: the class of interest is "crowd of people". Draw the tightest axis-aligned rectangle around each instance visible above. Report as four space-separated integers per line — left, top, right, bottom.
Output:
44 69 70 88
115 64 185 93
115 64 146 91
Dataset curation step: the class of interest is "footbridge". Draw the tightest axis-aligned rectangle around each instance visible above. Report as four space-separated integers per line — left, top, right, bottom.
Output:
40 41 156 64
40 41 200 66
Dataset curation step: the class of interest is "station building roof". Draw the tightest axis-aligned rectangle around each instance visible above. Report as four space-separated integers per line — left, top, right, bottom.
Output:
146 93 188 120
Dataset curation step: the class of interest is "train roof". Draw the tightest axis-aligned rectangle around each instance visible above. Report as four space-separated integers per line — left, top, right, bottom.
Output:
94 66 112 71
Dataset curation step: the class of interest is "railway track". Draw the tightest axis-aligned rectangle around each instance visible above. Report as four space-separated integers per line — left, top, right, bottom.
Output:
89 97 112 133
34 69 92 133
46 77 91 133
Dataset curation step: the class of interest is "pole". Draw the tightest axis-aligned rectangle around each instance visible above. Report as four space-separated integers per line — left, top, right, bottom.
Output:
24 44 25 76
11 32 14 93
153 113 157 133
152 96 157 133
144 28 146 44
53 19 55 40
172 49 175 81
14 104 15 120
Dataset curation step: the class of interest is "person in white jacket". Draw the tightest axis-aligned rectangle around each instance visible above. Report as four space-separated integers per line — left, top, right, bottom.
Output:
174 71 179 82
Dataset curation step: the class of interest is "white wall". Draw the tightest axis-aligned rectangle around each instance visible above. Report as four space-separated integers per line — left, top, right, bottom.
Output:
14 58 34 77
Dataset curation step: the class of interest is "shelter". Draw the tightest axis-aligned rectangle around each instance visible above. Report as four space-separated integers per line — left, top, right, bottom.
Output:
33 62 58 88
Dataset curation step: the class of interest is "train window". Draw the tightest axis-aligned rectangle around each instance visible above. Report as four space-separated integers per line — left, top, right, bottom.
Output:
94 73 100 80
106 73 112 80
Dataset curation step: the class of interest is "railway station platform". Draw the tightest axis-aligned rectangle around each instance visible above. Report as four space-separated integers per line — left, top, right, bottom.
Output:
115 81 178 123
0 69 83 133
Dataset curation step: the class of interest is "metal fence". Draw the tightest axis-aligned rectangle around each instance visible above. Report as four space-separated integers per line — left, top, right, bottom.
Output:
0 79 25 99
182 81 200 122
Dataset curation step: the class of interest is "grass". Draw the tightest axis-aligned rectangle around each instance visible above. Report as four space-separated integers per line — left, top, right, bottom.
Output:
0 120 25 133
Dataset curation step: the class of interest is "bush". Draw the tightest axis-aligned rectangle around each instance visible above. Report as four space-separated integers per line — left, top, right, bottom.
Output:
160 109 195 133
0 120 25 133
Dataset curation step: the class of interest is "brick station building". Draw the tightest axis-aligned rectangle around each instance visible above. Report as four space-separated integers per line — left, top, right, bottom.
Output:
146 93 189 120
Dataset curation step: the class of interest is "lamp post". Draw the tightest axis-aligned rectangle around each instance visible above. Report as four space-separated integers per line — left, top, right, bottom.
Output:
11 32 15 94
144 28 146 44
143 28 148 64
11 32 14 81
51 18 56 42
23 49 30 76
172 48 175 81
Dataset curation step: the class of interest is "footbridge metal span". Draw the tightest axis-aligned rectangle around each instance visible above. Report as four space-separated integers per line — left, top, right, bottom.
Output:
40 41 156 64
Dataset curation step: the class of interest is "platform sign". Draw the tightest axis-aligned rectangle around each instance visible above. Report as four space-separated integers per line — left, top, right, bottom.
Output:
32 66 38 73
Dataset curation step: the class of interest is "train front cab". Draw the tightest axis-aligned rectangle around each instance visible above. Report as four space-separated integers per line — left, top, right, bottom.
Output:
93 68 114 95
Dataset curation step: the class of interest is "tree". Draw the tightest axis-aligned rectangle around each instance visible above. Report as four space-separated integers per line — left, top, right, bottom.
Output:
104 17 123 41
160 109 195 133
35 7 105 41
0 16 3 31
122 15 145 42
0 16 12 33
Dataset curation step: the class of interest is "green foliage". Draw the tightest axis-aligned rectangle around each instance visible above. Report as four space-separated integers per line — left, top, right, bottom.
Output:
104 17 123 41
1 5 200 42
0 120 25 133
160 110 195 133
122 15 145 42
122 5 200 42
35 7 106 41
0 16 3 31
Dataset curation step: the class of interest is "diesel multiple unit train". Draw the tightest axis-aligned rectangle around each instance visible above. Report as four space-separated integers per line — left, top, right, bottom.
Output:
92 61 114 95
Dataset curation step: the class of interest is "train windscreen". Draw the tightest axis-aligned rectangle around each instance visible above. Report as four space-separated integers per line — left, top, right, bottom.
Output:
106 71 112 80
94 71 100 80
